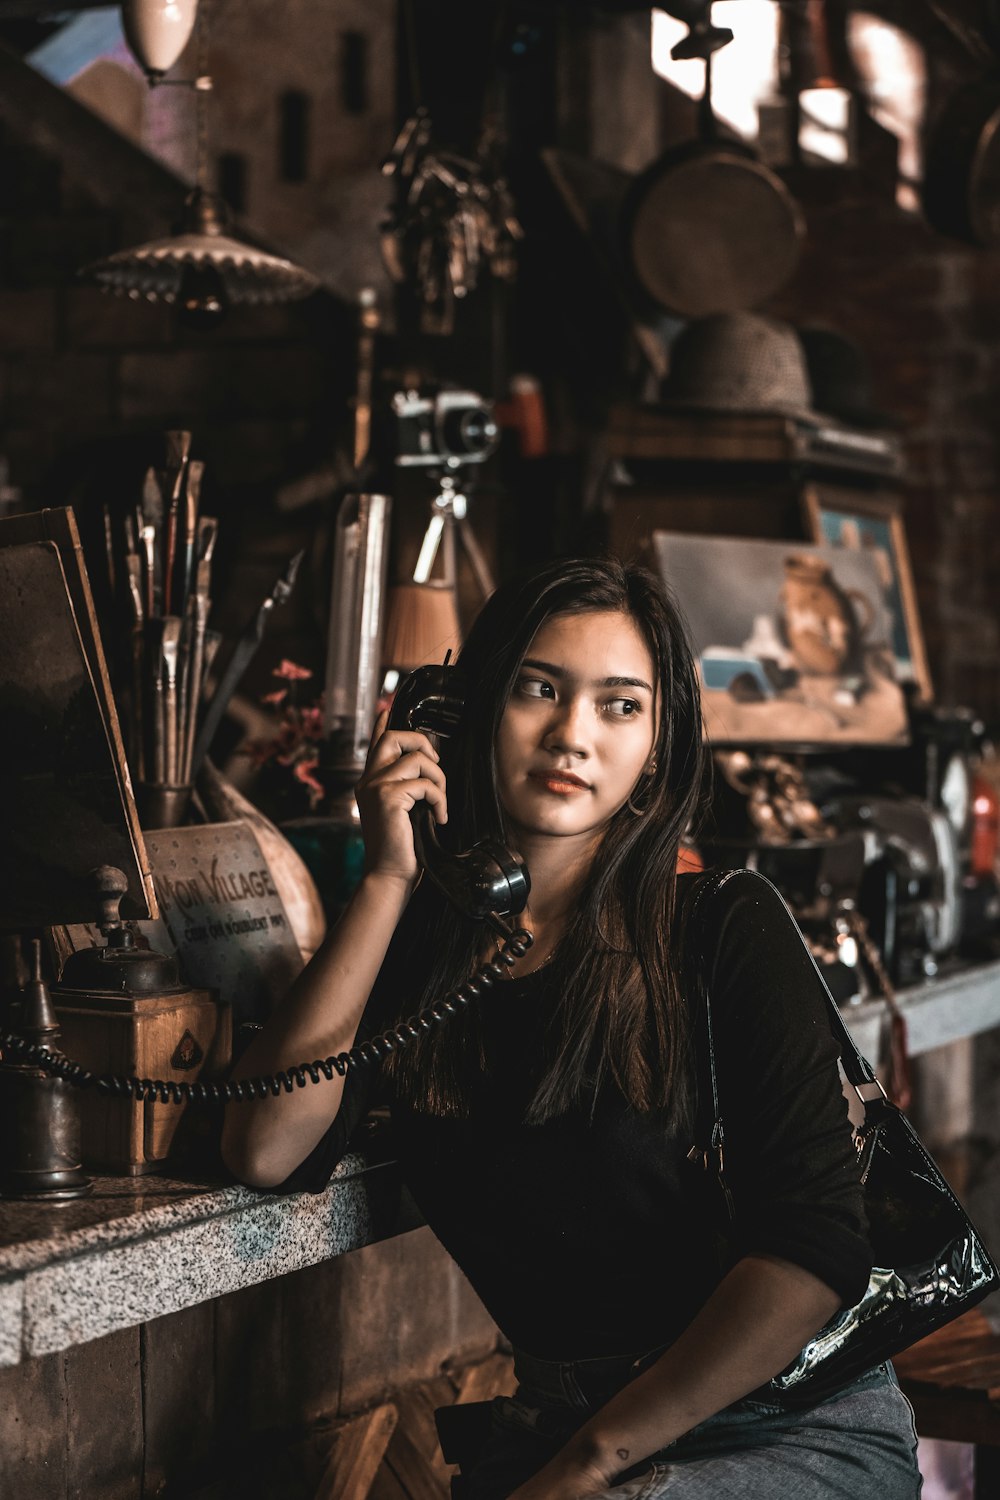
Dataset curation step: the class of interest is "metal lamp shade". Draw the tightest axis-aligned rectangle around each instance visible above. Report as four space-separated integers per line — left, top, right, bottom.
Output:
84 189 319 306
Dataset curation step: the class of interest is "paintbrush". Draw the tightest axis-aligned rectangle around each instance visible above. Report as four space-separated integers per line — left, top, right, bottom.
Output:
181 557 212 783
181 459 204 614
141 465 164 528
161 616 182 784
162 431 192 616
124 538 143 625
200 630 223 714
124 546 146 779
165 430 192 472
197 514 218 567
147 618 166 783
140 468 164 617
140 524 157 621
102 502 116 597
176 611 191 785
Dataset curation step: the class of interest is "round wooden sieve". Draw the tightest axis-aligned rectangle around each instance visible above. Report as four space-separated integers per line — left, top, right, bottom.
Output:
622 144 805 319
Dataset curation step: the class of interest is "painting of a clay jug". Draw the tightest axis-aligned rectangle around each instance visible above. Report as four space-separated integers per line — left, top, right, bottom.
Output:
779 554 875 675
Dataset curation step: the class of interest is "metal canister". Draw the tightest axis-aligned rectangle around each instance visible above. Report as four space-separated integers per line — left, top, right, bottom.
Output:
0 940 91 1200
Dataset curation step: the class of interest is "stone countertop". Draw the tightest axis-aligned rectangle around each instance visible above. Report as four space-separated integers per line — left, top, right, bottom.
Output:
2 957 1000 1372
0 1127 419 1369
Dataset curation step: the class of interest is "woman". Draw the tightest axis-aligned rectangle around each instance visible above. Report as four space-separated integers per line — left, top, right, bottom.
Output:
222 557 921 1498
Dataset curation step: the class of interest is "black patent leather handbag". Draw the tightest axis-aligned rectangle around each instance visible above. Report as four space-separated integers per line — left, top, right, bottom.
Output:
688 869 1000 1408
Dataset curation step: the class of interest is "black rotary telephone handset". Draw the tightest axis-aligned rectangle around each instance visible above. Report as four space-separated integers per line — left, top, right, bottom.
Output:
1 666 533 1107
388 663 530 921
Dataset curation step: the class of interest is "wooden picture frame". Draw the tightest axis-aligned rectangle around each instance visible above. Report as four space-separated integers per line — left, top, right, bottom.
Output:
802 484 933 705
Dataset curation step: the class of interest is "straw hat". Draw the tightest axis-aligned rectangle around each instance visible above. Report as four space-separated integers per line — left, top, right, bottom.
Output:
661 312 818 421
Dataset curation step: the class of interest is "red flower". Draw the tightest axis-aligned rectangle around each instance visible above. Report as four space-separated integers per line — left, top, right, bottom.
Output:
273 723 300 756
239 669 327 809
242 736 281 768
274 660 313 682
293 756 325 809
300 705 325 740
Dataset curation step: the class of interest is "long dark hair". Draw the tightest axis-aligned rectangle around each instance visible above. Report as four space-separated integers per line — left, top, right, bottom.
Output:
384 555 709 1128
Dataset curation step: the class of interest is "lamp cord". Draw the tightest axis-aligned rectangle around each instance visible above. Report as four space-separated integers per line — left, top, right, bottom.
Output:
195 0 211 193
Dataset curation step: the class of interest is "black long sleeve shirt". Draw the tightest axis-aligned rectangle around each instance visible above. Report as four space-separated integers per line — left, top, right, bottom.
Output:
278 870 871 1360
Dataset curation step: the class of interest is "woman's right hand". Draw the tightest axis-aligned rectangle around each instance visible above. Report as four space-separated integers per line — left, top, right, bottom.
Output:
354 708 449 887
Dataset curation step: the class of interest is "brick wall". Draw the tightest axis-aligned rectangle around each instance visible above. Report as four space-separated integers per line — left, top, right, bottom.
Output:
768 167 1000 722
0 131 348 507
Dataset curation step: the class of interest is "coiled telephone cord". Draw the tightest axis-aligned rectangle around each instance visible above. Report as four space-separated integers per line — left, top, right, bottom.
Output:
0 925 533 1106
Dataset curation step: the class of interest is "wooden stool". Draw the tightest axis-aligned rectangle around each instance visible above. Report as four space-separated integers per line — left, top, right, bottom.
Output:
893 1308 1000 1499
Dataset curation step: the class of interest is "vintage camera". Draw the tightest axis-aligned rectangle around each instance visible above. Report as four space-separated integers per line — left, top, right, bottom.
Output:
391 387 500 468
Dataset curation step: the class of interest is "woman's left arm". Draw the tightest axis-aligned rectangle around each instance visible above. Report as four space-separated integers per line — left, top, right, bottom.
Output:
508 1252 839 1499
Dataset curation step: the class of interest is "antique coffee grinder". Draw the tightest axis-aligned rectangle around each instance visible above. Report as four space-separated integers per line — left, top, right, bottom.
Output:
0 939 92 1199
49 866 228 1174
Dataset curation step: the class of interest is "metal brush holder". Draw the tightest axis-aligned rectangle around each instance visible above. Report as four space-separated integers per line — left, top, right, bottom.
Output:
135 781 193 829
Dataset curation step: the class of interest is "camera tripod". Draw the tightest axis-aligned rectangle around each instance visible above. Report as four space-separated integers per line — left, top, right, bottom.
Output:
412 470 494 601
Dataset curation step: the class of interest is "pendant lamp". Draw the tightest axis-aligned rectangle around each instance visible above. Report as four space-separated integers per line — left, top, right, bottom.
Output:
86 185 319 323
85 0 319 323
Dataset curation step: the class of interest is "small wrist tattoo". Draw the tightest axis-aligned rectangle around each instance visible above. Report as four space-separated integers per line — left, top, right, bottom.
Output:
616 1448 630 1462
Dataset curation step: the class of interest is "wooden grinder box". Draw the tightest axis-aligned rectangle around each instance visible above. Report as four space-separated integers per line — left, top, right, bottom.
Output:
52 987 230 1175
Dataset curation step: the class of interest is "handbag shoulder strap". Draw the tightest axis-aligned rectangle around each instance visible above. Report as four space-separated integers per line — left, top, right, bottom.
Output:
685 869 886 1173
683 869 735 1204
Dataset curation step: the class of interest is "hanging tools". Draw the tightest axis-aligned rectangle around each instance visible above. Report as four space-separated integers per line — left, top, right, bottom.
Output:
380 111 523 334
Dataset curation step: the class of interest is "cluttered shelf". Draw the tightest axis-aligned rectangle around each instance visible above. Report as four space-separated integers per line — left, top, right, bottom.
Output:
1 955 999 1372
0 1126 420 1370
841 952 1000 1065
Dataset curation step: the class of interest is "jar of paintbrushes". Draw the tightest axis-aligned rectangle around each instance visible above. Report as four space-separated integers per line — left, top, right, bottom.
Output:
117 432 220 828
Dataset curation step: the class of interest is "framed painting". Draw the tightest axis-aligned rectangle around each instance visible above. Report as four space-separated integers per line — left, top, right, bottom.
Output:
652 530 910 748
802 485 933 704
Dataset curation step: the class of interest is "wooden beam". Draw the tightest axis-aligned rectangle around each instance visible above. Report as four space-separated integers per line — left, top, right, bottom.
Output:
376 1374 456 1500
312 1402 399 1500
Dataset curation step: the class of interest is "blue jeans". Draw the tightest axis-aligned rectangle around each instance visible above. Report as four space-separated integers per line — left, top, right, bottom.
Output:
464 1345 922 1499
